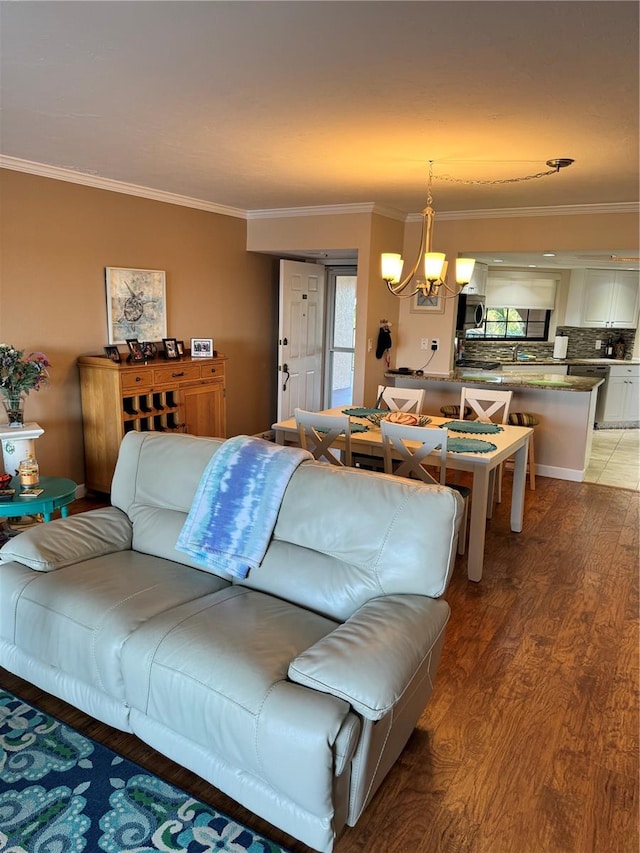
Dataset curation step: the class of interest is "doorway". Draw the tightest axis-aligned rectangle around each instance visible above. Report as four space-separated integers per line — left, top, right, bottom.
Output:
324 266 357 408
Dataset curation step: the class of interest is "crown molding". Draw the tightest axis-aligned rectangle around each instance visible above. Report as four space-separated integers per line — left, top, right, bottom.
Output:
0 156 247 220
407 202 639 222
246 202 377 219
2 156 637 222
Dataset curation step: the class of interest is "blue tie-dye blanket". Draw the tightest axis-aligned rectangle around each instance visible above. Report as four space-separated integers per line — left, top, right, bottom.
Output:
176 435 312 578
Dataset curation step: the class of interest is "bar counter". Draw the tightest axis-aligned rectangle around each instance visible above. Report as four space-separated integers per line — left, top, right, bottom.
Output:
385 369 604 482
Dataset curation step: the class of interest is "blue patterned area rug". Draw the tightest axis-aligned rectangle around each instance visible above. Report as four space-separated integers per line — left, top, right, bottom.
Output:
0 689 291 852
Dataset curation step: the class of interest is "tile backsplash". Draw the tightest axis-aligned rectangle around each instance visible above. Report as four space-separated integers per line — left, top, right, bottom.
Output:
462 327 636 361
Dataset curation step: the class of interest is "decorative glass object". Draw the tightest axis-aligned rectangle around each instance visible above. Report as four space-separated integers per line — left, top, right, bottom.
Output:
18 454 39 489
2 393 25 428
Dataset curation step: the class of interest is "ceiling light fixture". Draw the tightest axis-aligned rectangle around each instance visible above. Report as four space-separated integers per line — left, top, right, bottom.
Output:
382 158 574 300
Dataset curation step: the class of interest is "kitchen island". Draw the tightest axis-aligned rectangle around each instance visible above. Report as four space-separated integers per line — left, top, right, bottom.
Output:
386 369 603 482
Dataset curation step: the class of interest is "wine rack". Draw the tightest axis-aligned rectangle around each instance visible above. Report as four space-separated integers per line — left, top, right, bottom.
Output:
78 353 227 493
121 389 184 432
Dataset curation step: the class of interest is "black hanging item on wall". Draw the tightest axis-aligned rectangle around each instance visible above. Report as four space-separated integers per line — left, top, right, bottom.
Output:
376 325 392 359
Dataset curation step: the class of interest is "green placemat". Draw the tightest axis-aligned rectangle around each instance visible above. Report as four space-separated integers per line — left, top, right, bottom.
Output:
440 420 504 435
342 407 387 417
318 422 369 434
447 438 497 453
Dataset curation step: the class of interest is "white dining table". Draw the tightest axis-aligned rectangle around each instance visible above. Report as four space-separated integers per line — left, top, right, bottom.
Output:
271 408 532 583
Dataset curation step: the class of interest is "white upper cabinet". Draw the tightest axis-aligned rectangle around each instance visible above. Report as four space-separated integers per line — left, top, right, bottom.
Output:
485 270 558 309
580 270 639 328
461 262 487 296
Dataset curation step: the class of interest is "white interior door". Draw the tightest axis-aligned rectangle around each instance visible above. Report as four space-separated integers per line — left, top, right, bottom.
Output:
278 260 326 421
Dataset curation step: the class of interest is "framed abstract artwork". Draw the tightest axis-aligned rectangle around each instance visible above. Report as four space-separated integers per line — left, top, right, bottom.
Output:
105 267 167 344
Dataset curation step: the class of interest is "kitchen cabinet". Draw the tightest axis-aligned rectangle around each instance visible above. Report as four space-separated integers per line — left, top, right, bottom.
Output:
78 353 227 492
601 364 640 423
569 269 639 328
461 262 487 296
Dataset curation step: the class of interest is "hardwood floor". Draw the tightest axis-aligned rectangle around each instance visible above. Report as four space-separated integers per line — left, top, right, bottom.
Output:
1 474 638 853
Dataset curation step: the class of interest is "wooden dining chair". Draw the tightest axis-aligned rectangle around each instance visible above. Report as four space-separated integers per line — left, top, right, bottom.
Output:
376 385 425 414
294 408 352 466
380 420 470 555
459 386 513 502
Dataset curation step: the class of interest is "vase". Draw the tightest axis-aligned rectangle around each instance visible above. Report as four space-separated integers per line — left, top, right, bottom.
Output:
2 393 25 428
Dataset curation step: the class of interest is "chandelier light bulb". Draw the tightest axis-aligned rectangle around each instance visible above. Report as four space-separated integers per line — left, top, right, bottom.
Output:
424 253 446 282
455 258 476 285
381 253 404 284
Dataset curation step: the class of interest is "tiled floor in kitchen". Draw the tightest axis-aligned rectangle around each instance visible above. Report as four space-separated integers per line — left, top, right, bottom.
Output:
584 428 640 491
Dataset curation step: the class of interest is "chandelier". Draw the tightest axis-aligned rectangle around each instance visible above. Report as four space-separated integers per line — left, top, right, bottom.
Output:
382 158 574 300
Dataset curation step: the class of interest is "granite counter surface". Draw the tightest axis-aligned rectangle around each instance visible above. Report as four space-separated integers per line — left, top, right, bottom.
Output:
386 370 603 392
498 358 639 366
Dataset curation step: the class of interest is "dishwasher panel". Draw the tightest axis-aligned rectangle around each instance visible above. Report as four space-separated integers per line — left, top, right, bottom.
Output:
567 364 610 423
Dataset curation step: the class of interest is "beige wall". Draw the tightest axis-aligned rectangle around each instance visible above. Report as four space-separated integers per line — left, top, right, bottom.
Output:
0 169 276 487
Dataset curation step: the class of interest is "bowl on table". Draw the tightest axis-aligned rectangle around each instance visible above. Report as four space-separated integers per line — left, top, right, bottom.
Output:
365 411 431 428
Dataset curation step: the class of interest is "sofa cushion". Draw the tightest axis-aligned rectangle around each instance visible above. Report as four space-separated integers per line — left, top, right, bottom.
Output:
111 432 231 574
111 431 224 515
6 550 230 700
0 507 132 571
238 462 462 620
121 587 362 813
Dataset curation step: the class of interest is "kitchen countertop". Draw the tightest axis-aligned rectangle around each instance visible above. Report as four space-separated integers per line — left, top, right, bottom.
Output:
498 358 639 366
386 370 603 392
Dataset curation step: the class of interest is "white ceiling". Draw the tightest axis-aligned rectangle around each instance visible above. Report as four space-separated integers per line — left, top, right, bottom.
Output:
1 1 638 226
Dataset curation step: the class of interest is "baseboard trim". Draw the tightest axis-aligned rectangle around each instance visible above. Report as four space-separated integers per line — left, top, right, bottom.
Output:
534 464 585 482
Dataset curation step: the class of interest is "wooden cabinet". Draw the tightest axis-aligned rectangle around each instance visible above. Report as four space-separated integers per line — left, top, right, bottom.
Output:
579 270 639 328
78 354 227 492
601 364 640 423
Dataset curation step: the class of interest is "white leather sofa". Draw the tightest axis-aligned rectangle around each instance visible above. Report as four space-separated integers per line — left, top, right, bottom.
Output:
0 431 463 852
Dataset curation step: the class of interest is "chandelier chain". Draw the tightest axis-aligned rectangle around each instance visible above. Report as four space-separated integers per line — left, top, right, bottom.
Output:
435 167 560 186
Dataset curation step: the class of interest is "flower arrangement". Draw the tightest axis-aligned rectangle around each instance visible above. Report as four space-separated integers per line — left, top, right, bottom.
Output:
0 344 50 398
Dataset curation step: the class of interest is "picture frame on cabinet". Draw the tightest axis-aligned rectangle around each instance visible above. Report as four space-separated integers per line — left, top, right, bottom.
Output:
191 338 213 358
409 291 445 314
104 345 121 363
105 267 167 344
162 338 179 360
126 338 145 362
140 341 158 361
176 340 185 357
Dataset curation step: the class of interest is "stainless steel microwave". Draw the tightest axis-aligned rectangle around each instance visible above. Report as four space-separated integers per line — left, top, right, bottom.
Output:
456 293 486 330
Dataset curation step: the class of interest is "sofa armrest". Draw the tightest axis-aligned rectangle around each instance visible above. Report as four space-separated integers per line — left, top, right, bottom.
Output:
0 507 133 571
288 594 450 721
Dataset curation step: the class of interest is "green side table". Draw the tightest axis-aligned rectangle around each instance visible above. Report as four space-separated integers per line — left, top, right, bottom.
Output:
0 476 77 523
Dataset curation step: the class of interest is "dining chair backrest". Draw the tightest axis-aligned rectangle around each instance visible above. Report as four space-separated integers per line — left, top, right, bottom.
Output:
381 420 448 485
459 387 513 424
294 408 352 467
376 385 425 414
